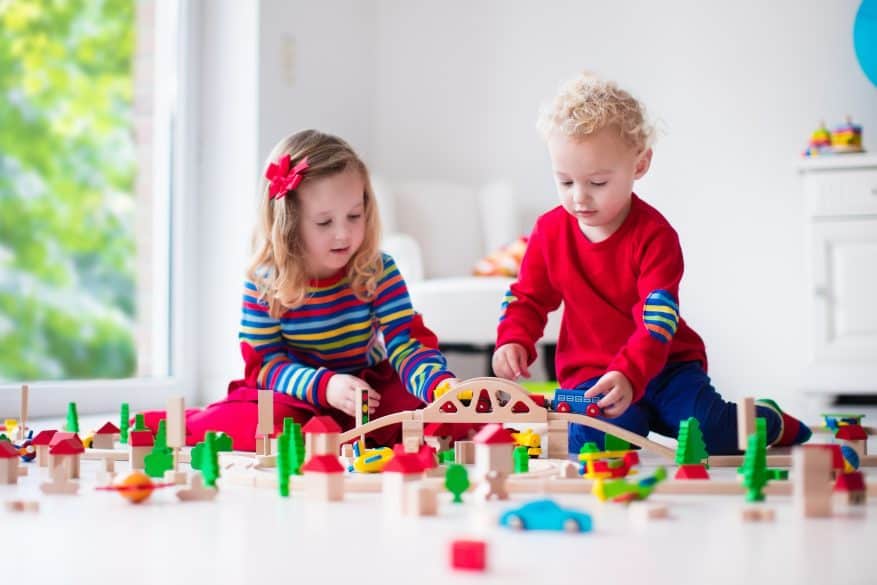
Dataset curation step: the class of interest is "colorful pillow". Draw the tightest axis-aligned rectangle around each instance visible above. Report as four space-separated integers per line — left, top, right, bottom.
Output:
473 236 528 277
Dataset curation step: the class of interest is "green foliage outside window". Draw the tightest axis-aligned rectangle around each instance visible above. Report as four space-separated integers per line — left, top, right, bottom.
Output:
0 0 137 381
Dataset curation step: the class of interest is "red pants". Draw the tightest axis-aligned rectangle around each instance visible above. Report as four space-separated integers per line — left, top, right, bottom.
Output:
139 361 435 451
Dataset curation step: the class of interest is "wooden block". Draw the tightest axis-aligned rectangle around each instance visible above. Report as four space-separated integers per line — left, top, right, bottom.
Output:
19 384 29 443
556 461 580 479
340 443 354 459
402 419 423 452
405 483 438 516
5 500 39 513
163 469 188 485
255 455 277 468
741 507 775 522
793 446 833 518
166 397 186 449
737 397 756 452
454 441 475 465
546 419 569 460
629 502 669 521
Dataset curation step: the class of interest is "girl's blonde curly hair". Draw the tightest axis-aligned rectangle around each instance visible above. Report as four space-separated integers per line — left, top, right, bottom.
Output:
248 129 382 319
537 72 655 154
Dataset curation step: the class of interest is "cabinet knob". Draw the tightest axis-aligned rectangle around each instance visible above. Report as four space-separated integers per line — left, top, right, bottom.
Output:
814 286 828 298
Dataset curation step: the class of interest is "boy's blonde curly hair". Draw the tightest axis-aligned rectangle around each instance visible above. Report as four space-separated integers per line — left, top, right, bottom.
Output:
538 72 655 154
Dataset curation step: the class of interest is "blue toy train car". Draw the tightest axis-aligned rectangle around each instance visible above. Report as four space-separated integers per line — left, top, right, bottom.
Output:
551 388 603 417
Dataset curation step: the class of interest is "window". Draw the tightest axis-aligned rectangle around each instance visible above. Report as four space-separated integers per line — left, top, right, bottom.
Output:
0 0 196 416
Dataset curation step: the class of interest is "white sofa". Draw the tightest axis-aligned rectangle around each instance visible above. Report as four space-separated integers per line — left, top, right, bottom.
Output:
374 178 562 378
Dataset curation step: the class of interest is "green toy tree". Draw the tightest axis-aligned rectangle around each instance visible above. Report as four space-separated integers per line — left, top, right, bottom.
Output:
675 417 709 465
445 463 470 503
191 431 233 470
283 418 305 475
144 420 173 478
514 445 529 474
277 431 291 497
741 428 768 502
65 402 79 433
201 431 220 488
119 403 130 444
132 413 148 432
604 434 630 452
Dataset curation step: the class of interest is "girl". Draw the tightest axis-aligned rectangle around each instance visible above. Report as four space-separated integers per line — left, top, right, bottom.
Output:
143 130 458 450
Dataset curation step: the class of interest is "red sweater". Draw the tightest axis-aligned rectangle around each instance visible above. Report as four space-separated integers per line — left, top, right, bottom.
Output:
497 195 707 401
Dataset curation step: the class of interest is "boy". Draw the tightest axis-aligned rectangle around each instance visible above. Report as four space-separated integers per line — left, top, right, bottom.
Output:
492 72 810 455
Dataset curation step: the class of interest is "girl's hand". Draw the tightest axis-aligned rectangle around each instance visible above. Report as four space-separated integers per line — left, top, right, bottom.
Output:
584 371 634 418
432 377 461 401
491 343 531 380
326 374 380 417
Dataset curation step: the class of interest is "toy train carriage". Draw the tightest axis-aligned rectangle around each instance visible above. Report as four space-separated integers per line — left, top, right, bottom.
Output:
551 389 603 417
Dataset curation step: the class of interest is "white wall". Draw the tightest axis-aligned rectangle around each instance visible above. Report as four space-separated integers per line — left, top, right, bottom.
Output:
199 0 877 405
371 0 877 403
197 1 259 402
197 0 376 403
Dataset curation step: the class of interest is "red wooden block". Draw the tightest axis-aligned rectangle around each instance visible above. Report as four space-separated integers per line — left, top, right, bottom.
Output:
450 539 487 572
674 464 710 480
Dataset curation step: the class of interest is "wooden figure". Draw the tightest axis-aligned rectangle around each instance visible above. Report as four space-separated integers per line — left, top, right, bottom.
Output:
40 465 79 495
177 473 218 502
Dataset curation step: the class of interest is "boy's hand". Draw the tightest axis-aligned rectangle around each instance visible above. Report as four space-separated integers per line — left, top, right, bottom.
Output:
492 343 531 380
584 371 633 418
326 374 381 417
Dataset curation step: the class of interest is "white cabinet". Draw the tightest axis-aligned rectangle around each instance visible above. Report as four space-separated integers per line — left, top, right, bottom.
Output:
800 155 877 394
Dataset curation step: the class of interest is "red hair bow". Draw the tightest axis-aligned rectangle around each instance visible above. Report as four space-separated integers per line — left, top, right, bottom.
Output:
265 154 309 200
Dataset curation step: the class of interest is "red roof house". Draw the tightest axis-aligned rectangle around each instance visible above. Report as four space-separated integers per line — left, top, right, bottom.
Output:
473 424 515 445
302 455 345 474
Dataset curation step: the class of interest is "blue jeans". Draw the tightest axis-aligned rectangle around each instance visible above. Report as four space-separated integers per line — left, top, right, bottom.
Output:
567 361 782 456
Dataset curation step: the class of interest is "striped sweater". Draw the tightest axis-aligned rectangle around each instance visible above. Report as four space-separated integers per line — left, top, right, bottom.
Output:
239 253 453 406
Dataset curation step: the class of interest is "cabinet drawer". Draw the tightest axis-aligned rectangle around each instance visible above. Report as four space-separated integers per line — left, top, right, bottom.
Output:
805 169 877 217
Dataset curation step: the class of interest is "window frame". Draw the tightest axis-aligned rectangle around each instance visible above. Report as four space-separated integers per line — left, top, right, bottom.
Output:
0 0 200 418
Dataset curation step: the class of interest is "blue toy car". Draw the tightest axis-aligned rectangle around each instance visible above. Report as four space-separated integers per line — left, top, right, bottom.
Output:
499 499 593 533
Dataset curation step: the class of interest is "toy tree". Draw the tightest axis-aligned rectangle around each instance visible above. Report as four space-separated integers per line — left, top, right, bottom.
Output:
676 417 709 465
445 463 470 503
191 431 233 470
283 418 305 475
132 413 148 432
513 446 529 473
277 431 291 497
65 402 79 433
201 431 220 488
144 420 173 478
741 423 768 502
119 403 130 444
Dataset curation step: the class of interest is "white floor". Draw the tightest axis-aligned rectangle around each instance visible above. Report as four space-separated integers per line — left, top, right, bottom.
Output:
3 414 876 585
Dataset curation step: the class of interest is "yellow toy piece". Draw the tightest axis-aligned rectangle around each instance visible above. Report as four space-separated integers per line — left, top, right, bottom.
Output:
351 446 394 473
512 428 542 458
433 380 472 402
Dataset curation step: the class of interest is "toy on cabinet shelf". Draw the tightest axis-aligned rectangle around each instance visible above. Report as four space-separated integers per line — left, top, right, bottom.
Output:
802 118 865 156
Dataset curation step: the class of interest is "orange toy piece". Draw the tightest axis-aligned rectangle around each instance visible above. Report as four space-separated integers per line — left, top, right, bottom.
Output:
97 470 174 504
